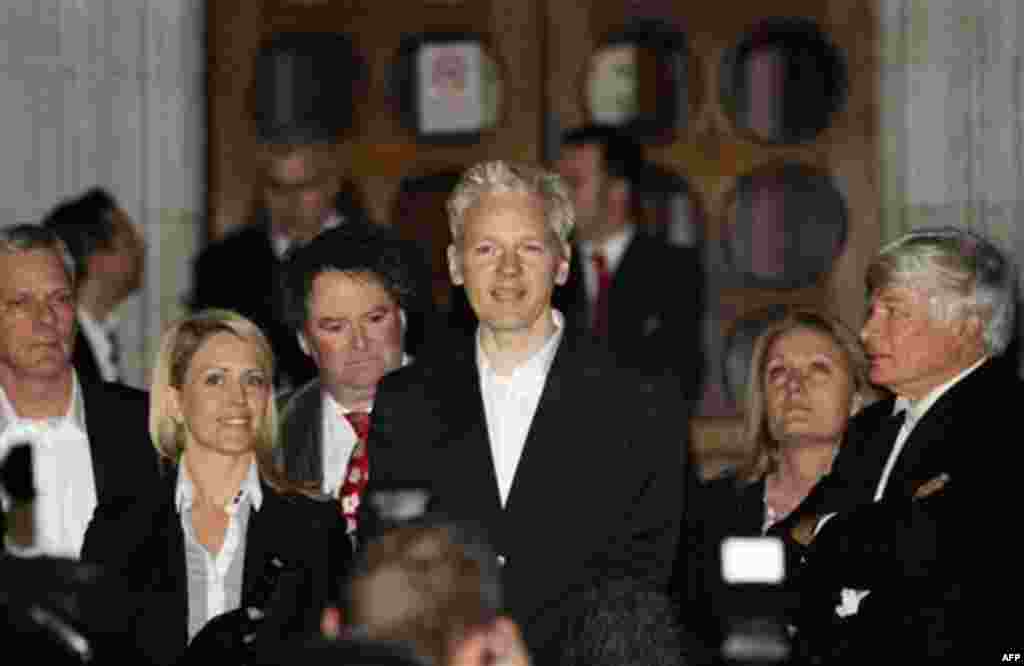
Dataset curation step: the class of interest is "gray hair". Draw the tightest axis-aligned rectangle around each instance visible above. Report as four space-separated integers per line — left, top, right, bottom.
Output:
866 226 1016 355
0 223 77 288
446 161 574 247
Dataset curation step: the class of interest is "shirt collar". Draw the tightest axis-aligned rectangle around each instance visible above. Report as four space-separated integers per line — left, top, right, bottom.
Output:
476 309 564 386
894 355 988 426
175 455 263 515
581 224 635 273
77 306 120 332
271 211 345 259
0 372 86 435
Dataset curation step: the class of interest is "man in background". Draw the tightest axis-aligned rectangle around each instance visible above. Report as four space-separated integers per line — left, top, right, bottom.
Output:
555 125 705 403
41 188 145 384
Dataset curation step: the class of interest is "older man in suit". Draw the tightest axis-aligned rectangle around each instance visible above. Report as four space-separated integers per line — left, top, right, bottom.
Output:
0 224 157 557
779 227 1016 660
367 161 688 663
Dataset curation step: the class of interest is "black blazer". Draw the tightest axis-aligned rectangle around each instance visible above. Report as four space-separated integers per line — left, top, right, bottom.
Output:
71 328 103 383
673 472 765 646
557 232 705 404
0 377 159 546
778 357 1018 658
276 378 328 488
367 332 688 664
81 470 338 666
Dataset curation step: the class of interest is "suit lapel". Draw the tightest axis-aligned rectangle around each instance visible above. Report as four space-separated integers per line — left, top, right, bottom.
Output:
886 359 994 497
502 339 586 549
79 380 110 503
443 340 504 542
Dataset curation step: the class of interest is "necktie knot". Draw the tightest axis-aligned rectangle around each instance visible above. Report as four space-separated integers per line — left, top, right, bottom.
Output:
345 411 371 442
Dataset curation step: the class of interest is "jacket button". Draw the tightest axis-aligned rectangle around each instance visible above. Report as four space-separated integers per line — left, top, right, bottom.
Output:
497 554 507 567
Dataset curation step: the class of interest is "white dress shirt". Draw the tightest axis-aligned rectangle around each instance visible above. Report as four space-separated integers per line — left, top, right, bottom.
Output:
579 225 634 305
477 310 564 507
0 376 94 559
320 393 364 497
77 307 121 383
176 457 263 642
318 353 411 497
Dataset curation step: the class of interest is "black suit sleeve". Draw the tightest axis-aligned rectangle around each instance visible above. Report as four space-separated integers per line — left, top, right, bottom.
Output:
587 375 687 587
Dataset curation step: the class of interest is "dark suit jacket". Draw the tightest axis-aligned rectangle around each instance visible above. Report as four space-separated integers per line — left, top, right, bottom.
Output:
557 231 705 404
80 470 338 666
0 377 159 546
367 332 688 664
673 472 766 646
778 357 1016 658
191 222 317 390
71 328 103 383
276 378 328 488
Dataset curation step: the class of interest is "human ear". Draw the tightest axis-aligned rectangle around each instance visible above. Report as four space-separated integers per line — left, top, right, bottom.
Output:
448 244 464 286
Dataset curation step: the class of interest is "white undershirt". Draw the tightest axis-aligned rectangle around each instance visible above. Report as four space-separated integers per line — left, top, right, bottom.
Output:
176 456 263 641
0 375 93 559
477 310 564 507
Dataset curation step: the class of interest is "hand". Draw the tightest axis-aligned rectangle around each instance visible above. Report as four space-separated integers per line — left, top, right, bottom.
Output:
790 514 820 546
451 617 531 666
182 606 264 663
913 473 949 500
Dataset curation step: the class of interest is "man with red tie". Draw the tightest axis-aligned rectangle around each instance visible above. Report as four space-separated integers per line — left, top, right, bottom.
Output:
276 224 421 540
555 125 705 404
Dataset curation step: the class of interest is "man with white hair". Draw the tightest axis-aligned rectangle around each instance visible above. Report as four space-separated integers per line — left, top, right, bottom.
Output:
781 226 1017 659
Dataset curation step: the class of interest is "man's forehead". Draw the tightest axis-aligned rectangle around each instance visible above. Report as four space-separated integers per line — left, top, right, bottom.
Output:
268 146 334 182
309 270 396 311
870 285 924 305
0 250 71 287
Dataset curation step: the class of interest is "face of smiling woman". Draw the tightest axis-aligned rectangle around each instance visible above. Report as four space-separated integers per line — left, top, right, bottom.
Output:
171 331 271 458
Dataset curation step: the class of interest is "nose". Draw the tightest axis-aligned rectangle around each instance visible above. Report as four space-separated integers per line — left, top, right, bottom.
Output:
783 368 807 394
229 379 248 404
351 322 370 350
497 249 521 276
34 300 58 327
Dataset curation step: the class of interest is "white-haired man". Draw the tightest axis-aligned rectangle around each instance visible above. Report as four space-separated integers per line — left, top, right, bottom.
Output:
780 227 1016 660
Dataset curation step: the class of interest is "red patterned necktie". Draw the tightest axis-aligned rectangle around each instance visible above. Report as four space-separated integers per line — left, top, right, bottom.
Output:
591 250 612 338
338 411 371 534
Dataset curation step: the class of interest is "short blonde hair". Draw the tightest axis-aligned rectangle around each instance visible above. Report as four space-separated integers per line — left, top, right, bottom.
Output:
446 161 574 247
738 308 871 482
150 309 282 479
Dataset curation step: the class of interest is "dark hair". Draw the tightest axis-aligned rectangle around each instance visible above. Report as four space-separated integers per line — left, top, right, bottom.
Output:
561 124 644 183
40 187 119 280
561 577 701 666
279 223 419 333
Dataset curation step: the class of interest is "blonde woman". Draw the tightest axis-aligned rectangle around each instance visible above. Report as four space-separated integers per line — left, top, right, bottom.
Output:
82 310 342 665
674 308 871 649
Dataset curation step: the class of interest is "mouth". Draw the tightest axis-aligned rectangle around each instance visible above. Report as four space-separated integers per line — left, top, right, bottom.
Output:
220 417 251 427
491 287 525 302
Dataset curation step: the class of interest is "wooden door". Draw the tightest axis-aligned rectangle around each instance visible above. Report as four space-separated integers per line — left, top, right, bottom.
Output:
207 0 880 469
